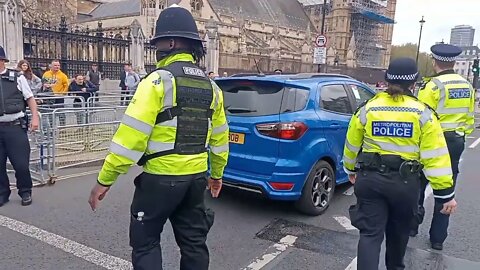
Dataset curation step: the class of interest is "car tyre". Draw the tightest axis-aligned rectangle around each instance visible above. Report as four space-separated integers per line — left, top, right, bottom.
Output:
295 160 336 216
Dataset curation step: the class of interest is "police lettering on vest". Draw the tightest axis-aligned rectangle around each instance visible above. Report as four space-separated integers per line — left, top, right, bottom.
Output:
372 121 413 138
448 88 471 99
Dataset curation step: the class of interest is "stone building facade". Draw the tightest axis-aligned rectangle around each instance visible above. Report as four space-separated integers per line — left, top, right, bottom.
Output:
76 0 319 75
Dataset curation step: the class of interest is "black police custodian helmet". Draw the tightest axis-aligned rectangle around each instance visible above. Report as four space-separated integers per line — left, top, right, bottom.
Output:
0 46 9 62
150 4 201 45
385 58 419 84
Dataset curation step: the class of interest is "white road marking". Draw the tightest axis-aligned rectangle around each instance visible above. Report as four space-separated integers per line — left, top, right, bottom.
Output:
0 215 132 270
345 257 357 270
334 216 357 231
469 137 480 149
242 235 297 270
343 186 354 196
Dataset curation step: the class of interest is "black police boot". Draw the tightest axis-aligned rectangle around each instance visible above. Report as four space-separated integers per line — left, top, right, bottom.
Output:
431 242 443 251
21 193 32 206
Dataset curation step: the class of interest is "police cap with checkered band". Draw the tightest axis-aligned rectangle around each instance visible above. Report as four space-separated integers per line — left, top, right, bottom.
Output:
385 57 419 84
150 4 202 45
430 43 462 62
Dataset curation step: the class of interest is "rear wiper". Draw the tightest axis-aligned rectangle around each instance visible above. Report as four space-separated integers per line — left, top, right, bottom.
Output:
226 107 257 113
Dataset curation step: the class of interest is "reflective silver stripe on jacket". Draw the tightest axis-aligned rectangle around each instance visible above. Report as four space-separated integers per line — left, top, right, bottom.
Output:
121 114 152 135
147 141 175 152
436 107 470 114
345 140 361 153
155 70 174 109
110 142 143 161
213 84 220 110
210 143 229 154
441 122 464 129
212 123 228 135
419 108 433 127
358 106 367 126
363 138 419 153
420 147 449 159
343 156 356 166
423 167 452 178
157 118 177 128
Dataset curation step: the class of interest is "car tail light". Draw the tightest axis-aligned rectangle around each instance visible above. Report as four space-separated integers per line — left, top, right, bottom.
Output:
269 182 295 191
256 122 308 140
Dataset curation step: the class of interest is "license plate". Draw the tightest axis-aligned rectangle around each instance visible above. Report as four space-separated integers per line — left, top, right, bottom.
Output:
229 132 245 144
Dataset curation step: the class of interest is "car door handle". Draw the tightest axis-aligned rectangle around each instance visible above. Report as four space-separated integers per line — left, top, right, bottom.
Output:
330 123 341 129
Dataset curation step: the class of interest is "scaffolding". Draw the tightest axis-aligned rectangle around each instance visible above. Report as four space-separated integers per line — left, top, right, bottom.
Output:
349 0 394 68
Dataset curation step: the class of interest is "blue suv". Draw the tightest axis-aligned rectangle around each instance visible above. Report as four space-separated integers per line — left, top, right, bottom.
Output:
215 73 376 215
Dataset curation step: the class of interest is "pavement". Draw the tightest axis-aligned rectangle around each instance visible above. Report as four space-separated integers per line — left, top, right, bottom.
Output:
1 128 480 269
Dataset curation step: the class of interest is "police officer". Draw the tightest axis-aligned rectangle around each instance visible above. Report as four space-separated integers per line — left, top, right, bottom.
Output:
88 5 229 270
0 46 39 207
343 58 457 270
411 44 475 250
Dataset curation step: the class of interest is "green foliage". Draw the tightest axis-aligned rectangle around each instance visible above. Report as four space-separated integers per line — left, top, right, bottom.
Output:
391 43 435 77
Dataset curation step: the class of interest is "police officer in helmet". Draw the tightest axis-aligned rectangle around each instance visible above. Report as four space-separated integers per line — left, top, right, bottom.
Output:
0 45 39 207
411 44 475 250
88 5 229 270
344 58 457 270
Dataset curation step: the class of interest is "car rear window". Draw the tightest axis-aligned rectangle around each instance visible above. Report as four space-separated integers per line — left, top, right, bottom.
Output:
216 80 309 116
219 81 283 116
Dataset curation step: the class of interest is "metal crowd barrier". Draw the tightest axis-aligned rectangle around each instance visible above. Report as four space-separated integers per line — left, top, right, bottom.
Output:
8 91 133 187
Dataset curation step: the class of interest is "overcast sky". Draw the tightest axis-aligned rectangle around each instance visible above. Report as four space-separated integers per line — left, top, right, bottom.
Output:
392 0 480 52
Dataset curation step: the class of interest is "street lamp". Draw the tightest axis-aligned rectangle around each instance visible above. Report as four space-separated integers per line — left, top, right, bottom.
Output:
416 16 426 65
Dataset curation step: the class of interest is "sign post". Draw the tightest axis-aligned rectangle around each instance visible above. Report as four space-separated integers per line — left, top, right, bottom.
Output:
314 35 327 72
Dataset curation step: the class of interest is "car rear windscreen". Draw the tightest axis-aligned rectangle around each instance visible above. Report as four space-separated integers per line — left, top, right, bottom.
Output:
218 81 285 116
217 80 309 117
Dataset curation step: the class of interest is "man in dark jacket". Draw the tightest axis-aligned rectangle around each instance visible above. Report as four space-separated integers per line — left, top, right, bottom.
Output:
86 64 101 102
69 74 98 124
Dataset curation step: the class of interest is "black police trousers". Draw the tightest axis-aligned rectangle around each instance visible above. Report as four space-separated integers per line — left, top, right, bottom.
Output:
350 170 419 270
0 124 32 203
416 132 465 244
129 172 214 270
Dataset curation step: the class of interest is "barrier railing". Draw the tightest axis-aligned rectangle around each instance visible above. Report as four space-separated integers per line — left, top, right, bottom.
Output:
49 107 122 182
8 91 133 187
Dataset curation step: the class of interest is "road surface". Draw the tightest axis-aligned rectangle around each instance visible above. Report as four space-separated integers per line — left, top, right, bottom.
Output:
1 129 480 270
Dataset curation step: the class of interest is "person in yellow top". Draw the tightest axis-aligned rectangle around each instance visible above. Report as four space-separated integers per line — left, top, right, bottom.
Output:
87 4 229 270
41 59 69 126
343 58 457 270
41 59 69 94
412 44 475 249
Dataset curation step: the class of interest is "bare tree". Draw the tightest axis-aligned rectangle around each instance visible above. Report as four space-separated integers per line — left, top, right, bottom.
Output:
23 0 77 25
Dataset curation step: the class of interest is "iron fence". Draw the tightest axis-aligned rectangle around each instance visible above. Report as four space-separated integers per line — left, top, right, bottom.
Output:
23 16 149 79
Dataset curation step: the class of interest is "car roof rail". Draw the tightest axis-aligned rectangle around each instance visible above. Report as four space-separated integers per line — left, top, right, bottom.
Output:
289 73 353 80
229 73 266 77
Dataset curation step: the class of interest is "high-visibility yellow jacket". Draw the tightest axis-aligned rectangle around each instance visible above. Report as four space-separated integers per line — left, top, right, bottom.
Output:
418 70 475 136
343 92 455 201
98 53 229 186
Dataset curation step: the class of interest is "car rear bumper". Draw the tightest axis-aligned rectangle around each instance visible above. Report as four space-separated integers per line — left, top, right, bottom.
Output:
222 168 305 200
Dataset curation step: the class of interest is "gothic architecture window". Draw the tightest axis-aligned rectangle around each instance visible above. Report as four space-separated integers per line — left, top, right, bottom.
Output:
190 0 203 12
149 0 155 8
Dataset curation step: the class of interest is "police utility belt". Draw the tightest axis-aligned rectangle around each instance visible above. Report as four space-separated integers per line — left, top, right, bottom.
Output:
356 152 423 178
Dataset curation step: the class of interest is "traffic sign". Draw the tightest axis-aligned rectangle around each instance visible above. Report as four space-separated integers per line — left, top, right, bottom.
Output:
315 35 327 47
313 47 326 64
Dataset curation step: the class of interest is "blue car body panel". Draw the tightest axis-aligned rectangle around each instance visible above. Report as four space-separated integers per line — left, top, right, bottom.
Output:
215 75 375 201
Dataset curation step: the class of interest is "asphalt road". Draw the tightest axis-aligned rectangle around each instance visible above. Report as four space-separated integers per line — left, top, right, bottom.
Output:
1 129 480 270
